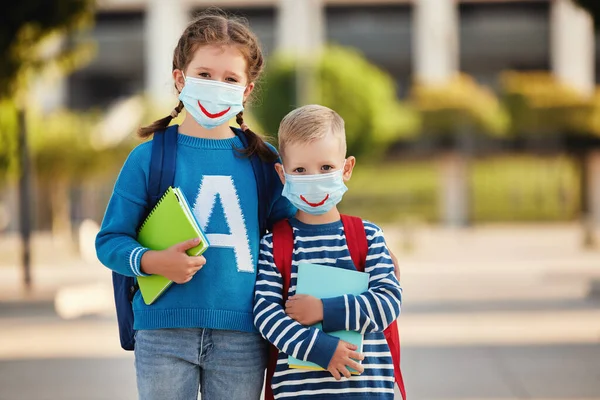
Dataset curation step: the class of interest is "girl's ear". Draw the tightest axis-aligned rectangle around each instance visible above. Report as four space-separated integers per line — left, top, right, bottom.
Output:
343 156 356 182
244 82 255 103
173 69 185 93
275 163 286 185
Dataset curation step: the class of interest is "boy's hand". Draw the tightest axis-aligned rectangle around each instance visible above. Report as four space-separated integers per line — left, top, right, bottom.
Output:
285 295 323 325
327 340 364 380
140 238 206 284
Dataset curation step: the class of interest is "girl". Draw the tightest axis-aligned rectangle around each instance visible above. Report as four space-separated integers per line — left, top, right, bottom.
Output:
95 11 295 400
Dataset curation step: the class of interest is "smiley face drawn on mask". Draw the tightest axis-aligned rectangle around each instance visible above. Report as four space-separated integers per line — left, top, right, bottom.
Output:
198 101 231 119
299 194 330 207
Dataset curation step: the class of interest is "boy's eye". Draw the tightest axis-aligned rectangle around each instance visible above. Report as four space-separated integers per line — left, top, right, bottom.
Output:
321 165 333 171
293 167 306 173
225 77 238 83
199 72 210 78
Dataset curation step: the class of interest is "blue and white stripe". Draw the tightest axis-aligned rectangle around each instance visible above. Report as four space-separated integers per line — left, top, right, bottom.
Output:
128 246 149 276
253 219 402 400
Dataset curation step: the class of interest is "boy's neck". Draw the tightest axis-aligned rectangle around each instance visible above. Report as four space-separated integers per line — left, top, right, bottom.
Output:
295 207 341 225
179 115 235 140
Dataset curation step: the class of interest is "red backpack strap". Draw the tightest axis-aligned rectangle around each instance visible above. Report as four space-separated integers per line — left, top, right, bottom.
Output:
341 215 406 399
272 219 294 301
340 214 368 272
265 219 294 400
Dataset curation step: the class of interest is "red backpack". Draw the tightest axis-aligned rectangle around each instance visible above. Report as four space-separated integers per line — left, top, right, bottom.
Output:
264 215 406 400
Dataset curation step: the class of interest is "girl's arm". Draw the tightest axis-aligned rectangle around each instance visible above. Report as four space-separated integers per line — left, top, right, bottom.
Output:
320 222 402 334
95 145 153 278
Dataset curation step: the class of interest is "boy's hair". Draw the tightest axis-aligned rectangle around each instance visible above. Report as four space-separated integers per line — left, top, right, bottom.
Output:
139 9 276 162
278 104 346 156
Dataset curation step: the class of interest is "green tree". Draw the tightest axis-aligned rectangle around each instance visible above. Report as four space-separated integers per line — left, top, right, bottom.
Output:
253 45 420 158
0 0 95 289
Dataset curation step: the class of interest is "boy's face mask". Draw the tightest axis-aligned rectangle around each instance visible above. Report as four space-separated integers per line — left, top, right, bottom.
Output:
282 162 348 215
178 75 246 129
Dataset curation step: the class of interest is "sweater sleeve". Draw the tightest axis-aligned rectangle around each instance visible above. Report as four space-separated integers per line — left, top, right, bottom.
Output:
95 143 153 277
254 234 339 369
321 222 402 334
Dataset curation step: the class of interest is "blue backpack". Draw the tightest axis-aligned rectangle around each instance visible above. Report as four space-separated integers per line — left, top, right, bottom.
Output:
111 124 271 351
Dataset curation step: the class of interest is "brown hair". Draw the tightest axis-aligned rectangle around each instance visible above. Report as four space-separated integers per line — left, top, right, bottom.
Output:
138 10 277 163
278 104 347 156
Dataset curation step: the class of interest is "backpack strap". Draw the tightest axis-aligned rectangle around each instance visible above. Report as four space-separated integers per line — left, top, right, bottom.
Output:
147 124 178 210
265 219 294 400
340 214 368 272
341 214 406 399
271 219 294 301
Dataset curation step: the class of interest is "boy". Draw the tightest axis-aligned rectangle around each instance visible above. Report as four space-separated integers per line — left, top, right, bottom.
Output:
254 104 402 400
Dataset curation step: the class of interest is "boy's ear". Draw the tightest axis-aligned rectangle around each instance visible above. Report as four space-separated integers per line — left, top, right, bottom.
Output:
275 163 286 185
343 156 356 182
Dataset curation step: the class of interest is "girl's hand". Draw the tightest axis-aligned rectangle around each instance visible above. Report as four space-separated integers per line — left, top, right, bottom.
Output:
140 238 207 284
285 295 323 325
327 340 364 380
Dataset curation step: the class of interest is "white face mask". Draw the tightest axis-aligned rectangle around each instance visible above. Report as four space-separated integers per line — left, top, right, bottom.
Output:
282 162 348 215
178 75 246 129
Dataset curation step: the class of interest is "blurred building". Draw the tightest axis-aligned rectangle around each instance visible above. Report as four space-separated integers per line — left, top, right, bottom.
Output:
55 0 596 113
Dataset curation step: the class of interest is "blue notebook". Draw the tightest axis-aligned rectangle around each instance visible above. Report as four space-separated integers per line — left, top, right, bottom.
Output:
288 262 369 374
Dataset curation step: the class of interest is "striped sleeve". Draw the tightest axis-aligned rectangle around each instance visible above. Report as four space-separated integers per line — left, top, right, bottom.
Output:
253 234 339 369
321 222 402 334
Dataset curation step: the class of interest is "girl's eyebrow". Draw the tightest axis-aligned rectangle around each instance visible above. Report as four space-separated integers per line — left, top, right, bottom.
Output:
225 70 243 80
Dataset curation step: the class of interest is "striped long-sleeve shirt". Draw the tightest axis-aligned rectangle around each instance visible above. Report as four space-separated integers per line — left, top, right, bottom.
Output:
253 217 402 400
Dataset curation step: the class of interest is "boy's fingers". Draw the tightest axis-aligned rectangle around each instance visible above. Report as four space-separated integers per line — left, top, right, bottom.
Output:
342 341 358 351
338 366 351 379
348 351 364 361
329 368 341 381
346 359 364 374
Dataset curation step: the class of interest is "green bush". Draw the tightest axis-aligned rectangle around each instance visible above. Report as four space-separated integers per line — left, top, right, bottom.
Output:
253 45 420 158
0 100 19 183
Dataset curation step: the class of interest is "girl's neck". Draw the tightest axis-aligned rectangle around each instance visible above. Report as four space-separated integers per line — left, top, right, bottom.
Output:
178 114 235 139
295 207 341 225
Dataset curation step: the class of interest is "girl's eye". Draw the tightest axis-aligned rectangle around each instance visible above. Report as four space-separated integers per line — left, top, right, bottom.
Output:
293 167 306 173
321 165 333 171
199 72 210 78
226 77 238 83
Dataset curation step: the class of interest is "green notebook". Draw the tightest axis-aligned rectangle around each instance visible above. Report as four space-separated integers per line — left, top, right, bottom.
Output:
288 262 369 374
136 186 209 305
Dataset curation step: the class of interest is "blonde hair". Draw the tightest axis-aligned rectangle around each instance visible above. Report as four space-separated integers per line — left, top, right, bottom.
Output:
278 104 346 155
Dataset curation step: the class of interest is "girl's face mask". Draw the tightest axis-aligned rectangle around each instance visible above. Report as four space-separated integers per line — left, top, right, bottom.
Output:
282 162 348 215
178 75 246 129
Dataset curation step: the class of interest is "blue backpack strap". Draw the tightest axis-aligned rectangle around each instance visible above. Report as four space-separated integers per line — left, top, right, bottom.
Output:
113 124 179 351
235 129 269 236
148 124 179 209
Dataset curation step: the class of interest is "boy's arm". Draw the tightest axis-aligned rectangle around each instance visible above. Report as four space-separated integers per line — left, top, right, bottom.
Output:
95 145 152 278
253 234 339 369
321 222 402 334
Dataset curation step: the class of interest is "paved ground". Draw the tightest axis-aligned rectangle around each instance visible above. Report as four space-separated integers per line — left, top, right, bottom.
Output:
1 223 599 400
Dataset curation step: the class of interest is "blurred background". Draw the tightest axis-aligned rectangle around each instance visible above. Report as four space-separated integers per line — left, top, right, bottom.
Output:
1 0 600 399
